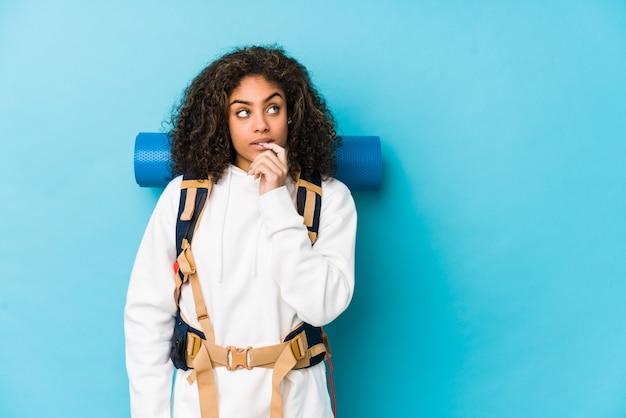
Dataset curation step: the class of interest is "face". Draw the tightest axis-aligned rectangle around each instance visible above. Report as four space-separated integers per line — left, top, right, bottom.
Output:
228 75 289 172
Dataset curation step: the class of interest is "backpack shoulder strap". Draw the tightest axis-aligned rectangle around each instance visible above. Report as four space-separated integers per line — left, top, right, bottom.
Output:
295 171 323 245
292 171 335 413
173 175 212 305
177 177 213 246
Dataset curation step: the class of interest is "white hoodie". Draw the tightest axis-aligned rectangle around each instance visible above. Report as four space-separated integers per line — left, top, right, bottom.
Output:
124 165 357 418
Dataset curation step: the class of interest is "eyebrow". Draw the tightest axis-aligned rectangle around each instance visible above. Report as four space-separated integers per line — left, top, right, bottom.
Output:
230 92 284 106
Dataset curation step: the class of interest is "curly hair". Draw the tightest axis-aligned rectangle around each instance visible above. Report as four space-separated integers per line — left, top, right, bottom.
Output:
167 45 338 182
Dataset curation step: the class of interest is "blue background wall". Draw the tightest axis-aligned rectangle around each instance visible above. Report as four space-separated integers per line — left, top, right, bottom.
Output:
1 1 625 417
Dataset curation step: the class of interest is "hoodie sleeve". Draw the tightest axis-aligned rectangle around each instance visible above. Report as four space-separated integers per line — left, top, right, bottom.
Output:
259 178 357 326
124 177 181 418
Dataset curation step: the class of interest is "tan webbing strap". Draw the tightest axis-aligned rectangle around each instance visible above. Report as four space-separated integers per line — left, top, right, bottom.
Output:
193 341 219 418
182 183 219 418
247 344 288 367
270 341 300 418
174 179 213 303
296 178 322 229
296 178 323 196
187 213 215 340
179 179 211 221
188 342 305 418
174 238 193 303
190 184 217 413
173 178 219 417
188 268 215 343
305 186 318 243
177 239 195 274
185 329 327 418
187 334 315 418
303 189 316 227
295 174 322 246
185 335 327 372
180 187 197 221
181 179 213 190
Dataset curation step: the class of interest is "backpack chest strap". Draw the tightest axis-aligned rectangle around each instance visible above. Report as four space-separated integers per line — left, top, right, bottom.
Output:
185 323 329 418
184 322 328 371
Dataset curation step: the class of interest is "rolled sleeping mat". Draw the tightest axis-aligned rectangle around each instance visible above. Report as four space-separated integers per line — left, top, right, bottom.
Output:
134 132 382 191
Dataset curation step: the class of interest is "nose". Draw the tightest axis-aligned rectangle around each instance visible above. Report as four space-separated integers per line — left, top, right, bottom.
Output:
253 113 269 133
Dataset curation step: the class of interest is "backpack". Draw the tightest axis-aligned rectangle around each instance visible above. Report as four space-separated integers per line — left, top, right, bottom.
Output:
170 171 334 418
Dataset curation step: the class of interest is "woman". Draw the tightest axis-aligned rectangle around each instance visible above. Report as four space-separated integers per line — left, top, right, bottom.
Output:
124 45 357 418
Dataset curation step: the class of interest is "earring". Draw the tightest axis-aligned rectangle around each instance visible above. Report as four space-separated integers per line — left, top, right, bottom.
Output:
287 119 292 125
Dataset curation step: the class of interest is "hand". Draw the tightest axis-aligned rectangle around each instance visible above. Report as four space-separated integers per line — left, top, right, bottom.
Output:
248 143 288 195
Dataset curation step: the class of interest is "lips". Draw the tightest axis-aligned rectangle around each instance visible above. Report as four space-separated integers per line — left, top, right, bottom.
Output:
251 138 274 148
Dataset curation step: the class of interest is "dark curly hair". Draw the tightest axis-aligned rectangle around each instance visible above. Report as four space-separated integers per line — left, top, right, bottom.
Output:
167 45 338 182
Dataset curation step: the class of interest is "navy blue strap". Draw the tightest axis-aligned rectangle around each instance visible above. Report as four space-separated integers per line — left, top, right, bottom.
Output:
296 171 322 241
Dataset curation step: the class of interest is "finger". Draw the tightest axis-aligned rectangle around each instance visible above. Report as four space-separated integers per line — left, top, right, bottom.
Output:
259 142 287 165
248 150 288 193
249 156 284 179
249 149 286 174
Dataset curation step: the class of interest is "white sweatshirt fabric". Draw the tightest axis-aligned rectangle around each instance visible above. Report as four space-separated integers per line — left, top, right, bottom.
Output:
124 165 357 418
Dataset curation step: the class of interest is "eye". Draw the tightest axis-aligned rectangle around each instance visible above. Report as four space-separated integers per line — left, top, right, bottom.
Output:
236 109 250 118
267 105 280 115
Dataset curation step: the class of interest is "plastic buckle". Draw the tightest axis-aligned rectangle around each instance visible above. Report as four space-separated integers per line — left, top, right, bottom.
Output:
226 346 253 370
290 333 306 361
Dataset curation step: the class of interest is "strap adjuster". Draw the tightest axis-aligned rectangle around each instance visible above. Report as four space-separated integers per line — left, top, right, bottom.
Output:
226 346 253 370
187 333 203 359
290 333 306 361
